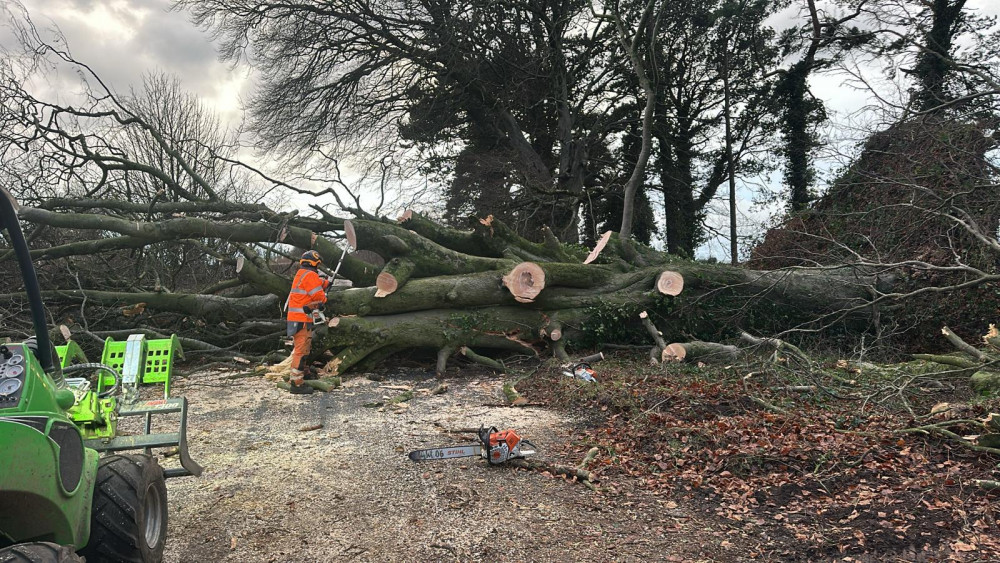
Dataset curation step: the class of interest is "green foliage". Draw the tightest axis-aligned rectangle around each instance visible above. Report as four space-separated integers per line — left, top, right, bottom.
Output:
444 311 498 341
577 300 647 348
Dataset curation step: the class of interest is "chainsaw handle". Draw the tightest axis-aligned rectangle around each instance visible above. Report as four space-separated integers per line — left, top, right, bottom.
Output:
481 425 515 465
478 425 498 449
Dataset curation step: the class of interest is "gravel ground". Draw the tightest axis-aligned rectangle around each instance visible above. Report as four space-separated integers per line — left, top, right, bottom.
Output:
155 369 716 562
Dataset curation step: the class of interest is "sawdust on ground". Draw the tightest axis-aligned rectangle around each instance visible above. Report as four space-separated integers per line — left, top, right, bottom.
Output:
157 369 724 562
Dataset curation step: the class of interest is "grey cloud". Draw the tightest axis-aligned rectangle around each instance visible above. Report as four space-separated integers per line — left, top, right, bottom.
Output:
20 0 234 102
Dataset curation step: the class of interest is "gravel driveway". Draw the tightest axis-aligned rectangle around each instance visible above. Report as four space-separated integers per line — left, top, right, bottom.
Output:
159 369 707 562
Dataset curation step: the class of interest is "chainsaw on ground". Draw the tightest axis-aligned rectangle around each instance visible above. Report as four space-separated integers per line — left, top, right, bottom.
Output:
408 426 537 465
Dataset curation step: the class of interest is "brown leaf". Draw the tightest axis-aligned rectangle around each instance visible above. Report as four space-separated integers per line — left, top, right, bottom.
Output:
120 302 147 317
952 541 977 552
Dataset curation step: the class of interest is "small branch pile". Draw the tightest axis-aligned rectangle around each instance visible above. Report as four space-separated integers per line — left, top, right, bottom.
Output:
915 325 1000 397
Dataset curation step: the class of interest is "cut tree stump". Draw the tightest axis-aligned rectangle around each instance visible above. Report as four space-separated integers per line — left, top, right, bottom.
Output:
656 271 684 296
503 262 545 303
374 258 415 297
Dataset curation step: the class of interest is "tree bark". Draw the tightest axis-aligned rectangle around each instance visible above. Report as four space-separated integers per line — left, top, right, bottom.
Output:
9 197 888 376
663 342 741 364
971 371 1000 396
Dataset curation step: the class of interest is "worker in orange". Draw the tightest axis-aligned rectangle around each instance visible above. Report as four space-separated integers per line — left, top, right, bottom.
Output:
285 250 331 394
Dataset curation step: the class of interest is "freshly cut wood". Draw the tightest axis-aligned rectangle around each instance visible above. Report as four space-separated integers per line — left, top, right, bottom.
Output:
656 271 684 296
344 219 357 248
328 317 340 327
663 341 740 364
502 262 545 303
548 321 563 341
584 231 613 264
374 258 415 298
307 378 341 391
662 343 687 362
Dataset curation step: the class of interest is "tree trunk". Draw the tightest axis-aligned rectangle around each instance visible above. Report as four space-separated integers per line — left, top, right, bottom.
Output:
8 200 886 374
663 341 741 364
971 371 1000 396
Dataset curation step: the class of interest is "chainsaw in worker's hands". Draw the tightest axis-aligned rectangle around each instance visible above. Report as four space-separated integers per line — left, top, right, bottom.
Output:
408 426 537 465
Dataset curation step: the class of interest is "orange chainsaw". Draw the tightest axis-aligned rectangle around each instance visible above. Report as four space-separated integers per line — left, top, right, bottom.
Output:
408 426 537 465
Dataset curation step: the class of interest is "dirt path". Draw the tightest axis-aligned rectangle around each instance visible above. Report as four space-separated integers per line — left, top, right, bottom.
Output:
159 370 719 562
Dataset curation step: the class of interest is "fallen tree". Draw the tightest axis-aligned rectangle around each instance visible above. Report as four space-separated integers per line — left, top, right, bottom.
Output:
0 35 924 373
2 192 890 374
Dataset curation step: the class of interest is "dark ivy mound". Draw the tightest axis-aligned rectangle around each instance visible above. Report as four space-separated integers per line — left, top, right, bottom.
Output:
750 118 1000 351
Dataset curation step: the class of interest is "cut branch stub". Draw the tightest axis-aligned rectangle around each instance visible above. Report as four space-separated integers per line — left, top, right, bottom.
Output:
584 231 613 265
374 273 396 298
374 258 415 298
656 270 684 296
547 321 563 342
503 262 545 303
344 219 357 249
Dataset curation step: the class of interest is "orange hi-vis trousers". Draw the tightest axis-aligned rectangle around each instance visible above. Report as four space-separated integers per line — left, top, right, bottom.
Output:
290 325 313 377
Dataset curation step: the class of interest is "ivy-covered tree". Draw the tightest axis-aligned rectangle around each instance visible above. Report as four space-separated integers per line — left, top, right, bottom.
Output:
773 0 871 212
644 0 780 256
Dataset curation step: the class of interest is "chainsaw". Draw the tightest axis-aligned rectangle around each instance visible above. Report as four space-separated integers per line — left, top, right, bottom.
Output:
408 426 537 465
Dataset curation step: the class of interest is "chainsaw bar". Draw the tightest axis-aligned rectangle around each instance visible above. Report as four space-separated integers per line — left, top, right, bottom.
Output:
407 442 538 462
408 445 482 461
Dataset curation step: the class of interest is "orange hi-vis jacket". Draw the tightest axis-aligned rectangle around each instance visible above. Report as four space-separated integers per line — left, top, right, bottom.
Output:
286 267 330 323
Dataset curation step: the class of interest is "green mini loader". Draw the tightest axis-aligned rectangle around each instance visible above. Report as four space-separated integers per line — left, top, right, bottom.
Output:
0 187 202 563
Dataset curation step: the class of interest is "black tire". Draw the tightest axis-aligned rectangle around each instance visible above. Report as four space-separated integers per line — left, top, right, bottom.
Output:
0 542 83 563
79 454 167 563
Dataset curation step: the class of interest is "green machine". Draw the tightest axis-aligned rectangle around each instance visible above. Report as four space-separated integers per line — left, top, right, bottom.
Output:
0 187 201 563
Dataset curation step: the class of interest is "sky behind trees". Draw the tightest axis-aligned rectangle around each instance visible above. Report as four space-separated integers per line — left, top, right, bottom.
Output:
9 0 1000 258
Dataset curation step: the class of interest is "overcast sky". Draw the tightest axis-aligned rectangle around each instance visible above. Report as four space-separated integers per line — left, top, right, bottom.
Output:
18 0 996 121
16 0 250 123
10 0 1000 258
